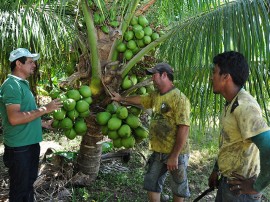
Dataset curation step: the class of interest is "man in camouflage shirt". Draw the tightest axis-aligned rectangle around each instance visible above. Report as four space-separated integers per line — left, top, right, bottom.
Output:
208 51 270 201
112 63 190 202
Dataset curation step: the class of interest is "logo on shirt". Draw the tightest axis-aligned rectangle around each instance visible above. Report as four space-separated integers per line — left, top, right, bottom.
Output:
161 102 170 113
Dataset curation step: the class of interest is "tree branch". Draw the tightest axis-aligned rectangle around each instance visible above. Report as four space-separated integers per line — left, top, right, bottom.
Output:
136 0 156 15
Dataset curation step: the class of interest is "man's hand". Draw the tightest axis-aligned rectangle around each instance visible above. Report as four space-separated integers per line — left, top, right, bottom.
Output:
44 98 62 113
111 92 122 102
42 119 53 129
227 172 259 196
167 155 178 171
208 171 219 189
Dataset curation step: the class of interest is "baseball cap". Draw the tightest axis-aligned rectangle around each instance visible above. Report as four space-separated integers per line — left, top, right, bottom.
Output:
9 48 40 62
146 62 174 75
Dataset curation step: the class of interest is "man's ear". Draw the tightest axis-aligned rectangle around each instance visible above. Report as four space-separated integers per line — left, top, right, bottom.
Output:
223 73 234 84
223 73 230 79
162 72 167 79
226 73 233 81
15 60 22 67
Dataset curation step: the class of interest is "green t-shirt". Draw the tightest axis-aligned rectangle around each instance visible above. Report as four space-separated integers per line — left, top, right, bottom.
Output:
218 89 270 178
0 75 42 147
141 88 190 154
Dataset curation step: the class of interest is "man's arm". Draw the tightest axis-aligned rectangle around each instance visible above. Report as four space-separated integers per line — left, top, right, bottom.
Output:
167 124 189 171
6 99 62 125
228 130 270 194
251 130 270 191
111 92 142 106
208 161 220 189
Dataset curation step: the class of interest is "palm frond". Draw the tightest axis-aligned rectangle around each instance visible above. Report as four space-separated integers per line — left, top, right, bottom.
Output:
0 0 77 62
156 0 270 130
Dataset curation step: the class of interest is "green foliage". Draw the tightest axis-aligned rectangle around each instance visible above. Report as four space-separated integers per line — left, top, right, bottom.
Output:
1 0 270 132
157 0 270 127
2 2 270 197
71 187 90 202
80 167 146 201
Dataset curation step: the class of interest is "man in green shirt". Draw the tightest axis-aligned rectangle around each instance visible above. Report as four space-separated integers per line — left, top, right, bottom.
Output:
0 48 62 202
208 51 270 201
112 63 190 202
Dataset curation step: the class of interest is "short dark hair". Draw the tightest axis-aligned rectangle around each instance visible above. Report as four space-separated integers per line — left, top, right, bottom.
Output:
213 51 249 87
10 56 27 72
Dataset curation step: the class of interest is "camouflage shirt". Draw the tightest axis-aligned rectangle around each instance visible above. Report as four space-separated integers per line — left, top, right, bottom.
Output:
140 88 190 154
218 89 270 178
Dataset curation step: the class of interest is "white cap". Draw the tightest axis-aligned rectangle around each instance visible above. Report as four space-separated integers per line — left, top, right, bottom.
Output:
9 48 40 62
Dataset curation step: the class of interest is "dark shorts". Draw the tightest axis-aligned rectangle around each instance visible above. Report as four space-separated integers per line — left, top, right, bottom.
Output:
216 177 262 202
143 152 190 198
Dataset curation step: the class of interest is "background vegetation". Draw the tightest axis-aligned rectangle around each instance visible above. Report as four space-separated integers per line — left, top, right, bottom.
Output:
0 0 270 201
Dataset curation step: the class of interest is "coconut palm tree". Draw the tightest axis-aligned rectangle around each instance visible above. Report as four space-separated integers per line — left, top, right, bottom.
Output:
0 0 269 185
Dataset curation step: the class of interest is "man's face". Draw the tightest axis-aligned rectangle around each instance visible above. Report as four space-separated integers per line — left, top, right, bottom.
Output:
20 57 36 77
151 72 162 88
211 65 225 94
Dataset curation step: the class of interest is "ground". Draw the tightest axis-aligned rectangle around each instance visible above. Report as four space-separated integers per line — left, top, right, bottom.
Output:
0 133 217 202
0 133 269 202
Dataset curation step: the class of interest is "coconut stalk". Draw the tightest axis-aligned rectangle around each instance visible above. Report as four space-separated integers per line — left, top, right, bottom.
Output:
136 0 156 15
76 0 103 183
81 0 102 96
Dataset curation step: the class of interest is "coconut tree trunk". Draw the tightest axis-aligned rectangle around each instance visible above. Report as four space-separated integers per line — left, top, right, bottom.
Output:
76 116 103 183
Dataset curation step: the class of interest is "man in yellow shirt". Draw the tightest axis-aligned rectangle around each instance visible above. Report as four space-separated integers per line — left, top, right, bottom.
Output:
208 51 270 201
112 63 190 202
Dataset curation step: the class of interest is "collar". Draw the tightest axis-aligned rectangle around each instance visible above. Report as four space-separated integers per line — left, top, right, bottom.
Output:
8 74 29 84
225 88 244 105
160 86 176 95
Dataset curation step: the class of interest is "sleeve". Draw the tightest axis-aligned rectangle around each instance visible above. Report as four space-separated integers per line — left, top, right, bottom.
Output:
234 104 270 140
175 95 190 126
140 93 154 109
251 130 270 192
2 83 22 105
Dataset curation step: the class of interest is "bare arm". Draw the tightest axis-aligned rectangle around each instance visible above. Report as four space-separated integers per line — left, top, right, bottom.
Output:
6 99 62 125
167 124 189 171
111 92 142 106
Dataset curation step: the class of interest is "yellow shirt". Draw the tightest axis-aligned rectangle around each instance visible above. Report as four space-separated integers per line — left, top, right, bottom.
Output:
218 89 270 178
141 88 190 154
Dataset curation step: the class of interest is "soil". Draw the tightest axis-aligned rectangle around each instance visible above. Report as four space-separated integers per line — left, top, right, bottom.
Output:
0 135 269 202
0 136 217 202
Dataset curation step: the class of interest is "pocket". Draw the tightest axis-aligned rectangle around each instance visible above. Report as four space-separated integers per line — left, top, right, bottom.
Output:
178 154 189 166
3 149 14 168
147 153 154 165
171 163 186 184
145 153 156 172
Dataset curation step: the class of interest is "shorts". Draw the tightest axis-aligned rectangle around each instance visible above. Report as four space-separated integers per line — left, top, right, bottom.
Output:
143 152 190 198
